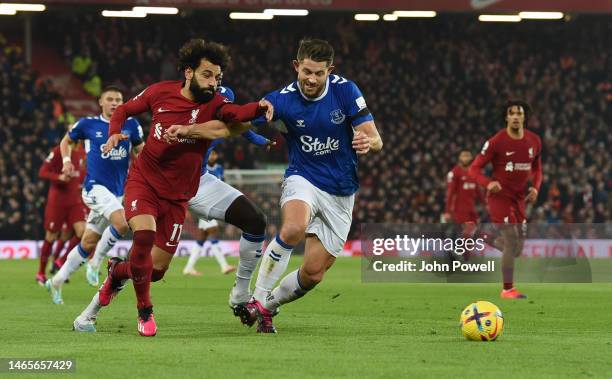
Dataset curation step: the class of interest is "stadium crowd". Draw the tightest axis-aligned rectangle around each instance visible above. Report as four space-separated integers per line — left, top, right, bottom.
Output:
0 37 73 239
0 13 610 239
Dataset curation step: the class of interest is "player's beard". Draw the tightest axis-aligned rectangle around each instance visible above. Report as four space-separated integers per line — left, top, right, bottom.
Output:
190 80 215 103
299 80 324 99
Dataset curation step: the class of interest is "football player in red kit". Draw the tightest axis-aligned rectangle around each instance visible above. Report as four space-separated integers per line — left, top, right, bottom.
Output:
469 101 542 299
37 144 87 284
443 150 484 224
94 39 272 336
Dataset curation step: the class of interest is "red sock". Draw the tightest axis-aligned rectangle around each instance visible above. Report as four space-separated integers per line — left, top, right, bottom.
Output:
113 261 132 280
502 268 514 290
129 230 155 310
38 240 53 275
52 239 67 261
59 236 80 265
65 236 79 255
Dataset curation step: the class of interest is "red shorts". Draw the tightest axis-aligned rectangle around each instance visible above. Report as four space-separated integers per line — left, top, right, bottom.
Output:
487 195 526 224
453 212 478 224
124 168 188 255
44 202 88 233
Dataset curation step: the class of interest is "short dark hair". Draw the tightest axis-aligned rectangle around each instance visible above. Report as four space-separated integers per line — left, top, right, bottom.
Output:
99 85 123 99
502 100 531 124
178 38 231 72
296 38 334 66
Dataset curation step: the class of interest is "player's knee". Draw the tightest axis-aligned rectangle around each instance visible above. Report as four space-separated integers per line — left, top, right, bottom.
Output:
45 231 59 242
226 196 267 235
81 235 97 253
151 267 167 282
245 205 267 235
133 229 155 245
74 223 85 239
279 222 306 245
112 221 129 236
513 241 524 257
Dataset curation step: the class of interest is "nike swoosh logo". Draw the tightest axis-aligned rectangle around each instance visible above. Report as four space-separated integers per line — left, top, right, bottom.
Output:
505 152 515 156
165 242 178 247
158 107 170 113
470 0 502 9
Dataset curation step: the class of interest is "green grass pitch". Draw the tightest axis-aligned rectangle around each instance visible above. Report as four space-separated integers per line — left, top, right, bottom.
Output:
1 257 611 378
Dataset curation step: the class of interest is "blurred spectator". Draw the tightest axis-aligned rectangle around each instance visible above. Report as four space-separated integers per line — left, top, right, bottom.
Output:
0 43 69 239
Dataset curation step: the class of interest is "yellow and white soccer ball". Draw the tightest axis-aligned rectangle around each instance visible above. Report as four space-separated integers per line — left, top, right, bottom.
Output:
460 301 504 341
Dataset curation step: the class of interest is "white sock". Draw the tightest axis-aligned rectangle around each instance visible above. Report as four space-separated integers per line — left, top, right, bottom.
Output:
210 240 229 270
52 243 88 287
79 292 101 321
90 226 122 269
264 269 309 311
183 241 203 273
253 235 294 302
233 233 265 300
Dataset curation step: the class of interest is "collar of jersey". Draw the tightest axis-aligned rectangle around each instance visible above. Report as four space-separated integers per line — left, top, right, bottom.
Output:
99 114 110 123
297 77 329 102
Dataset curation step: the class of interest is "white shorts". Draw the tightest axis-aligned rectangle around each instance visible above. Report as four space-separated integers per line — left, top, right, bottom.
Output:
280 175 354 257
82 185 124 235
198 218 219 230
188 172 243 221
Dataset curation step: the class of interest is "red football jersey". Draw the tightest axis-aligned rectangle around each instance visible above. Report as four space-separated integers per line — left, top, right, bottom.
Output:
109 80 263 201
39 145 86 206
445 165 483 218
469 129 542 200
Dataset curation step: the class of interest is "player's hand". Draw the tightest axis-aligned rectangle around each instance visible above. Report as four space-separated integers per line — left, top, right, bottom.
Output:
164 124 193 143
487 181 502 193
352 130 371 155
61 161 75 176
526 187 538 203
102 133 129 153
263 139 277 152
259 99 274 122
57 173 70 182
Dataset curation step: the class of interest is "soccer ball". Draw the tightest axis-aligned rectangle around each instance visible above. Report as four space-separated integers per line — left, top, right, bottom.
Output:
460 301 504 341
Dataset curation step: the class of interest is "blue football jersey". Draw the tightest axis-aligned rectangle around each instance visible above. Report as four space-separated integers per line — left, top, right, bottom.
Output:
68 114 143 196
201 86 234 174
254 75 373 196
206 163 224 180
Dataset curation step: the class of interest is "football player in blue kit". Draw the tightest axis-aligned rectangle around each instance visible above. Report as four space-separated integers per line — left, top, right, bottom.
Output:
184 86 273 277
236 38 383 333
46 86 143 304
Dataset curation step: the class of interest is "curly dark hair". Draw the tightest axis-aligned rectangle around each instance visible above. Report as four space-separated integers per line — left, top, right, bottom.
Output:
177 38 231 72
501 100 531 126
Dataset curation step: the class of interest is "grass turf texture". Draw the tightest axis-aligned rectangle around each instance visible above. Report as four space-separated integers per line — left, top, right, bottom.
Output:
1 257 611 378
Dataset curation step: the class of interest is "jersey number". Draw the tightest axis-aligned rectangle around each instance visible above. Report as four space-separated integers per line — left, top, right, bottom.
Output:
169 223 183 243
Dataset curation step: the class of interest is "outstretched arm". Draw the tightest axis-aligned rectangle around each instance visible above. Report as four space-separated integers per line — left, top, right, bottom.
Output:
218 99 273 124
104 91 150 153
164 120 251 142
